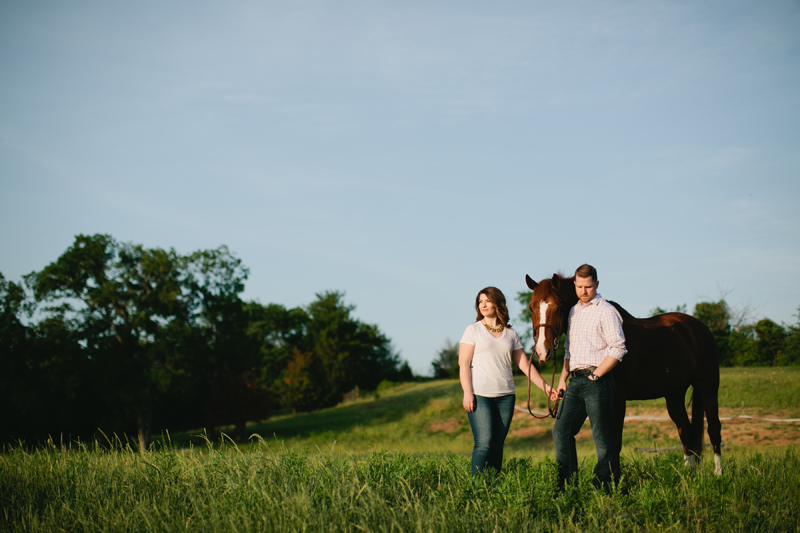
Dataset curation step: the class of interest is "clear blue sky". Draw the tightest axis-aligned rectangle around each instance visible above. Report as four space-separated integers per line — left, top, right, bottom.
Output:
2 0 799 375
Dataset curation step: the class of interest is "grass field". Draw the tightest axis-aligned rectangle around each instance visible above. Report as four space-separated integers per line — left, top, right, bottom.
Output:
187 366 799 459
2 367 799 532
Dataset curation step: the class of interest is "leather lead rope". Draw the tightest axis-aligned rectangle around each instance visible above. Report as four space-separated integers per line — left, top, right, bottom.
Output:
526 338 562 419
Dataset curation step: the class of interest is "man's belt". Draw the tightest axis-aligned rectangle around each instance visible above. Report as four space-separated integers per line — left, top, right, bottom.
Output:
569 366 597 378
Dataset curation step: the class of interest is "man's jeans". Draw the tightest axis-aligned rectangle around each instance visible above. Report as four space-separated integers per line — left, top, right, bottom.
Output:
467 394 516 475
552 373 617 490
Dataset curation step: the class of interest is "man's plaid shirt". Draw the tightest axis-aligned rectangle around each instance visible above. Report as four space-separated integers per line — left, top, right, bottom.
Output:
564 294 627 370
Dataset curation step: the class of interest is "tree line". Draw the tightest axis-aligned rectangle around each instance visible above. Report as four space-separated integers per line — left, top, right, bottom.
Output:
431 292 800 378
0 234 412 451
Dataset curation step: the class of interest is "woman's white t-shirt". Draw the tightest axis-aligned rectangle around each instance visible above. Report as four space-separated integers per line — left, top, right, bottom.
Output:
459 322 524 397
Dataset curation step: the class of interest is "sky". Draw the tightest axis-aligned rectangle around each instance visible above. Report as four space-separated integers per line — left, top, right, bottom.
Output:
2 0 799 375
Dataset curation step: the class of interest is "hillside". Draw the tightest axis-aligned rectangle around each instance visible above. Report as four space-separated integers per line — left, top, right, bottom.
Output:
173 367 800 458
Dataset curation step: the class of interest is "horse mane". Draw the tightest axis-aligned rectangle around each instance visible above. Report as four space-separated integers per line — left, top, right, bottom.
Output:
534 272 573 299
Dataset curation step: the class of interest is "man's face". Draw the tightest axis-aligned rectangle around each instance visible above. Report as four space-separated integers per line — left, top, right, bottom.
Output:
575 275 598 304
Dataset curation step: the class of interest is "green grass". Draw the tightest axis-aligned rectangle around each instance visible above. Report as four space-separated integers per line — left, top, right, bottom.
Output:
204 366 797 458
3 367 799 532
614 366 800 416
2 440 798 532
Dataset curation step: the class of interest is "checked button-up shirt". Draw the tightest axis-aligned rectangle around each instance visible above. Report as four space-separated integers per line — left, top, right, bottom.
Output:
564 293 627 371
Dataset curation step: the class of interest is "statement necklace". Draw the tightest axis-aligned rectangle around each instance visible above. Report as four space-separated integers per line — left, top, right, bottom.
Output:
483 321 504 333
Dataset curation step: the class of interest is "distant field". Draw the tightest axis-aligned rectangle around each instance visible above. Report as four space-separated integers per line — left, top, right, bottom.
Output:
164 366 800 460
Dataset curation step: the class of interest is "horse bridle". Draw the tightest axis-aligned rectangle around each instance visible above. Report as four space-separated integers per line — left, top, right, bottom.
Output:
526 296 565 419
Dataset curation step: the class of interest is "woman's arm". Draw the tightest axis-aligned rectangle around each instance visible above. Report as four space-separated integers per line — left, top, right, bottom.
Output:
513 348 560 400
459 343 476 412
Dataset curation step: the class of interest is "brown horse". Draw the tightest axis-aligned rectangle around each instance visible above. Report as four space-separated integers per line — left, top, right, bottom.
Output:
525 273 723 475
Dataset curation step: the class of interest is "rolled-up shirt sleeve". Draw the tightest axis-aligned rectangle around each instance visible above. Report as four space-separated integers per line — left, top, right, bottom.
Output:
600 307 627 361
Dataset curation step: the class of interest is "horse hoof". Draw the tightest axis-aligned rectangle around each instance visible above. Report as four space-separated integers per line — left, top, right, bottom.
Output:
684 454 695 471
714 454 723 476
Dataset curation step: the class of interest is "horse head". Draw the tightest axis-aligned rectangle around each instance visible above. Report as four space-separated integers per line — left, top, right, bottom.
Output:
525 273 576 363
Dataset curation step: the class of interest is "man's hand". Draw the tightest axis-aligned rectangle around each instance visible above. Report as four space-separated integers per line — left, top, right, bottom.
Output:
557 377 567 398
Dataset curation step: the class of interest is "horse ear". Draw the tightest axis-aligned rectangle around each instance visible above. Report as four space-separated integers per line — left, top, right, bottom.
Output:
551 273 560 289
525 274 538 290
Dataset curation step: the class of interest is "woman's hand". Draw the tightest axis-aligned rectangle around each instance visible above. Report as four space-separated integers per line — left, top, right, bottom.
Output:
546 385 561 401
463 394 476 413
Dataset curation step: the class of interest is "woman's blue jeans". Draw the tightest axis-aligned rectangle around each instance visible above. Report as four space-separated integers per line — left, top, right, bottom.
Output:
466 394 516 475
552 373 617 490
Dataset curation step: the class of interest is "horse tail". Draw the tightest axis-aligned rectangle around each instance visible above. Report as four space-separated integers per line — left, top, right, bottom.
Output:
691 385 705 458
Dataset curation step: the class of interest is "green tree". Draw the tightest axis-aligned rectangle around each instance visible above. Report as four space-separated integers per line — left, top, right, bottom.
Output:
276 347 314 414
754 318 787 366
245 301 308 395
1 271 102 444
301 291 401 409
779 305 800 366
431 339 459 379
0 272 33 441
516 290 533 345
728 325 757 366
649 304 687 316
24 235 247 452
693 300 733 366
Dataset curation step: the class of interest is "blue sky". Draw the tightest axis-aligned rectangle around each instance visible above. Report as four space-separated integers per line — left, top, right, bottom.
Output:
2 0 799 375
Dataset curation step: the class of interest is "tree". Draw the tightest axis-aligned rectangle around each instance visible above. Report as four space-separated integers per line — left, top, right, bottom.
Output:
516 290 533 345
245 301 308 396
431 339 459 379
649 304 687 316
754 318 787 366
0 272 34 441
276 347 314 414
300 291 401 409
728 325 757 367
693 300 733 366
778 305 800 366
24 235 248 452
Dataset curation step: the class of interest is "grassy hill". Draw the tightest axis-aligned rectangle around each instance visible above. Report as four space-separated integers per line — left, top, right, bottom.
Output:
172 366 800 459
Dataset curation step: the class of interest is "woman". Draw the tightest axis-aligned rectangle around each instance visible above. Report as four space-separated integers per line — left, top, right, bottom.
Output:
459 286 558 476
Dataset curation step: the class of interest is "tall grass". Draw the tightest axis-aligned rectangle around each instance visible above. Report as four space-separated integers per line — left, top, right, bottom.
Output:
4 367 798 532
2 438 798 532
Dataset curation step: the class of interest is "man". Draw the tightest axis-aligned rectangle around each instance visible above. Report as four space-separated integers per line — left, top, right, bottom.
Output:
553 264 627 491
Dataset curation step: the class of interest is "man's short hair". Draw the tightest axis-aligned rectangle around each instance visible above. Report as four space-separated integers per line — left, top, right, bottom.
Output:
575 264 598 283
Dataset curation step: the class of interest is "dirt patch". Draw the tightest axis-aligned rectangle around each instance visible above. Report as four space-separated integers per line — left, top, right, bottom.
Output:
508 405 800 450
428 417 461 434
426 406 800 449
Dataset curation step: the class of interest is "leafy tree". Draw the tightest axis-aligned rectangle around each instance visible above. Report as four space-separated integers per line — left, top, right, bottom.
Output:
300 291 401 409
754 318 787 366
778 305 800 366
245 301 309 394
1 271 99 444
693 301 731 333
0 272 33 441
516 290 534 345
276 347 314 414
728 325 757 367
24 235 247 452
649 304 687 316
693 300 733 366
431 339 459 379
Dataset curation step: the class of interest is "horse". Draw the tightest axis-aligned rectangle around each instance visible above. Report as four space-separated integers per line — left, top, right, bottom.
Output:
525 273 723 476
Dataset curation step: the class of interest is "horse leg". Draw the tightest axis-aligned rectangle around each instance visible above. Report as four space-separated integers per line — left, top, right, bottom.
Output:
665 387 694 470
696 381 723 475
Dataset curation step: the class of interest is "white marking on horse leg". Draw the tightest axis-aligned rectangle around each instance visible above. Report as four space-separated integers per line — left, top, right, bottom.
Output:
714 454 723 475
535 302 549 359
684 454 695 471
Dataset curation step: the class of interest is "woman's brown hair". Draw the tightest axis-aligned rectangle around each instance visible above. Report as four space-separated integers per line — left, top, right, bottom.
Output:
474 287 512 328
